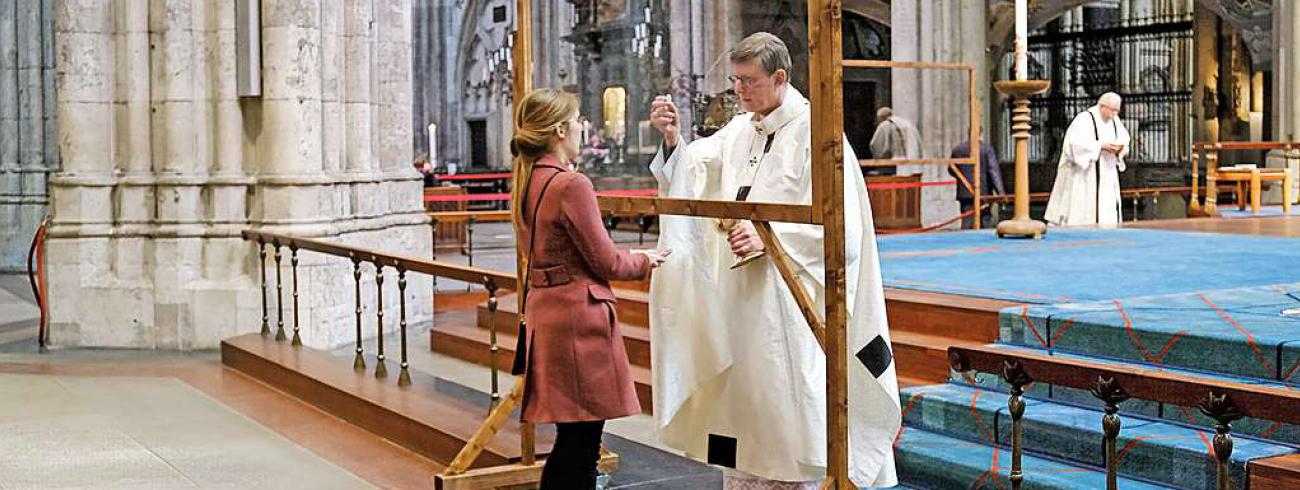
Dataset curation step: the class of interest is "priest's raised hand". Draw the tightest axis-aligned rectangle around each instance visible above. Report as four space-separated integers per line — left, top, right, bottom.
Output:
650 95 680 149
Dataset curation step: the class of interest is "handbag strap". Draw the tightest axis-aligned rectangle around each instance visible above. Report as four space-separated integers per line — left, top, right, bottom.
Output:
518 170 562 320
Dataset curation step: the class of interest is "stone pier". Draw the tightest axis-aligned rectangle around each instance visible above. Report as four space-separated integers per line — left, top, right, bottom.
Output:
46 1 431 350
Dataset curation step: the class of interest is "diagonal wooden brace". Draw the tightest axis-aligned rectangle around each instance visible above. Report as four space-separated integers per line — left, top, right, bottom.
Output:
754 221 827 352
444 378 526 475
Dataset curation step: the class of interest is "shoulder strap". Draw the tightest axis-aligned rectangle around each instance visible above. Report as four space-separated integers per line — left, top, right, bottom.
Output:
1088 111 1100 141
517 171 562 318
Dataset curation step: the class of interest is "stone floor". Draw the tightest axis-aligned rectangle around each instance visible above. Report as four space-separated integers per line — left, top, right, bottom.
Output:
0 273 39 351
0 269 721 489
0 373 375 490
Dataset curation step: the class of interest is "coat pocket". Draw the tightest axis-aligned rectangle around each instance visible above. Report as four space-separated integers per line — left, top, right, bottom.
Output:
587 284 616 303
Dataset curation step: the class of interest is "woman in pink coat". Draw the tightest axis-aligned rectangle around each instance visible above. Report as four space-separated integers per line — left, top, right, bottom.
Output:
508 88 670 489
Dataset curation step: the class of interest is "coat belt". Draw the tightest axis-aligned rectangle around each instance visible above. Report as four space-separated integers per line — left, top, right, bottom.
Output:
529 265 571 288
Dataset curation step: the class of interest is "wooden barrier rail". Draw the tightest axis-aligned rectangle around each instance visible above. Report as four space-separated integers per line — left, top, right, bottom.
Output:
949 345 1300 490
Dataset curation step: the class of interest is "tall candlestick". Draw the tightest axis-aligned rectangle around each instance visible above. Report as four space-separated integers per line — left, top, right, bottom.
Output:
1015 0 1028 80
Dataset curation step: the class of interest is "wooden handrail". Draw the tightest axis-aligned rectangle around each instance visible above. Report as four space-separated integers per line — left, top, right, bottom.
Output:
240 229 517 290
597 196 818 224
427 210 512 223
949 344 1300 425
1194 141 1300 151
980 186 1191 204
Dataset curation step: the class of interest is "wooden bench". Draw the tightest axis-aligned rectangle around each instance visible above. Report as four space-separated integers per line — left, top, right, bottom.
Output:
1214 166 1293 214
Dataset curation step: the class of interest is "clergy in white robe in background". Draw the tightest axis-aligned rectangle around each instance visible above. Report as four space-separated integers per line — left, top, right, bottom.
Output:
868 107 922 160
1045 92 1132 226
645 32 900 489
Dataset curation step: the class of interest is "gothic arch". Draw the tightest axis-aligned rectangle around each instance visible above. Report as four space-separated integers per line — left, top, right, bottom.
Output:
990 0 1273 65
844 0 890 27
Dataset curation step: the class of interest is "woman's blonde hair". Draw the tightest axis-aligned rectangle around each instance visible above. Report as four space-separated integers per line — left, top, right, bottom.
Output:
510 88 579 234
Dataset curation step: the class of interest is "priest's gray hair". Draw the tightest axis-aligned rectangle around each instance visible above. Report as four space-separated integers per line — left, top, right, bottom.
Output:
731 32 792 75
877 107 893 119
1099 92 1123 108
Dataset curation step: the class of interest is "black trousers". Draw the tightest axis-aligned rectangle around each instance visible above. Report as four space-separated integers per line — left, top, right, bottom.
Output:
540 420 605 490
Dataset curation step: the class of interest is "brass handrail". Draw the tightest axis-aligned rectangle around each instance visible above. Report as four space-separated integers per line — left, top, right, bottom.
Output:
950 345 1300 490
241 229 516 290
239 228 524 471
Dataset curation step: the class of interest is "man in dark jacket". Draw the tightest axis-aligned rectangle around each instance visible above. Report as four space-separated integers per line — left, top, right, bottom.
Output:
949 139 1005 228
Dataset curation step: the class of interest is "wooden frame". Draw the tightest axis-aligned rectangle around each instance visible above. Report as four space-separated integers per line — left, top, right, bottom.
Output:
844 59 983 229
441 2 861 488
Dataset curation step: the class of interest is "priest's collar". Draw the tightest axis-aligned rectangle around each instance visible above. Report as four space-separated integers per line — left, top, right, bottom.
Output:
534 155 570 172
1087 105 1114 123
751 86 807 137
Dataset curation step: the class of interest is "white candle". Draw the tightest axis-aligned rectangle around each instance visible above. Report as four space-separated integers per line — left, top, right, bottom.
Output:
1015 0 1028 80
428 123 437 166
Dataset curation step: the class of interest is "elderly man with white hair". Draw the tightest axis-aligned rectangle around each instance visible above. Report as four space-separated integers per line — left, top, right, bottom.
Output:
868 106 922 163
1045 92 1131 226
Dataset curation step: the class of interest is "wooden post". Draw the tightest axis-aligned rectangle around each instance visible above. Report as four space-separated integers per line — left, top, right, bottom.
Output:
511 0 537 471
512 1 533 101
993 80 1050 239
1189 144 1201 214
808 0 850 487
970 67 982 230
754 222 827 351
1205 144 1220 216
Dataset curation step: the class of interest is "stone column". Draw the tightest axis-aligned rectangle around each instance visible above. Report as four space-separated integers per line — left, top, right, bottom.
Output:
47 0 431 350
1270 1 1299 202
891 0 974 228
0 0 56 271
48 0 118 345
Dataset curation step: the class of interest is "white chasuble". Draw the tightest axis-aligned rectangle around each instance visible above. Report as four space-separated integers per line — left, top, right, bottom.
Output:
648 87 900 487
1044 106 1132 226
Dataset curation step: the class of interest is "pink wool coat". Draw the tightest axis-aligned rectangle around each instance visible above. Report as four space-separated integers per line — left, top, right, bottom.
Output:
518 156 649 423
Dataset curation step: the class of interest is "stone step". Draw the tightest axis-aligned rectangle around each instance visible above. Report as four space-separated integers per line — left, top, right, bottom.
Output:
901 382 1299 490
895 428 1174 489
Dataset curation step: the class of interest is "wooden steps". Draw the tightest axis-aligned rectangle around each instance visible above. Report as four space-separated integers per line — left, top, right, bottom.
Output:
431 284 1017 412
1251 453 1300 489
476 292 648 333
221 333 553 468
891 330 979 384
882 288 1015 343
430 320 655 412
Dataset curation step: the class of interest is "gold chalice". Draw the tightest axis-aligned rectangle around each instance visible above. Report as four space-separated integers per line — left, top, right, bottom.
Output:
718 186 765 270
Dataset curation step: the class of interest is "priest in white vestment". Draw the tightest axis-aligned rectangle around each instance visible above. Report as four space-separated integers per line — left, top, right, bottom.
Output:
869 107 922 160
1045 92 1132 226
645 32 901 489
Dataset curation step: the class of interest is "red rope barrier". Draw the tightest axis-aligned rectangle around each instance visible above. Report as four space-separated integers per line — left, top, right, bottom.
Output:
876 205 983 235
